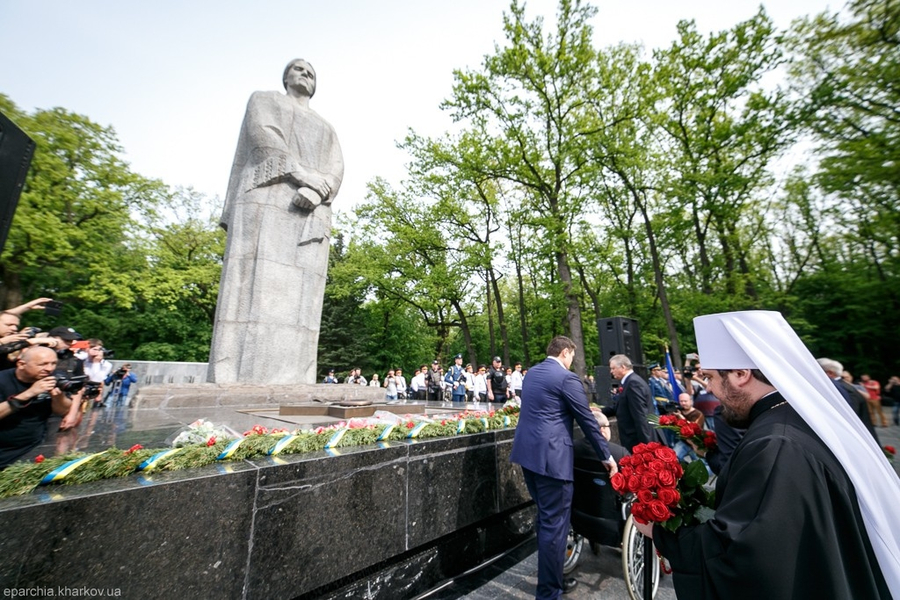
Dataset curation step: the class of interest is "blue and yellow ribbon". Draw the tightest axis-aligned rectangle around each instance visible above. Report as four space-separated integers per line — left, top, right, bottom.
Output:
269 435 297 455
40 452 105 484
457 419 466 434
377 424 395 441
137 448 183 472
481 418 489 430
217 438 246 460
407 421 429 438
325 428 348 448
503 415 511 427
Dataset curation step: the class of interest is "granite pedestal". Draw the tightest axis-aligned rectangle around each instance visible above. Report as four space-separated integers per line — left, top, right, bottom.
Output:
0 426 533 599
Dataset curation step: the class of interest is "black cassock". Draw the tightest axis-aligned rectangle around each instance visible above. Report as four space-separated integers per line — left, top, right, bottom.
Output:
654 393 890 600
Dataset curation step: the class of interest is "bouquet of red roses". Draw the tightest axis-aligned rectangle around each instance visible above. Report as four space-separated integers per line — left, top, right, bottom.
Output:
651 414 717 456
611 441 715 532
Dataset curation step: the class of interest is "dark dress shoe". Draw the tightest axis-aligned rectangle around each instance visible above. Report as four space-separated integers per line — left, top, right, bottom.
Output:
563 578 578 594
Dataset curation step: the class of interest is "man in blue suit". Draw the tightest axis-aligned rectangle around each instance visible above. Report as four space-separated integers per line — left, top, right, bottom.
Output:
510 336 618 598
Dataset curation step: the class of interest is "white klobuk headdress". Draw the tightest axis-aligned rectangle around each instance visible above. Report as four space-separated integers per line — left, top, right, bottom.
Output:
695 311 900 595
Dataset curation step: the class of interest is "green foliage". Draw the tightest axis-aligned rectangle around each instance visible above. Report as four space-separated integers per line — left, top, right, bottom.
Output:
3 0 899 379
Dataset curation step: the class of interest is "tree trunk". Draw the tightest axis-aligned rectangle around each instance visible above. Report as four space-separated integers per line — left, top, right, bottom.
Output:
450 298 477 367
488 268 510 366
556 247 587 378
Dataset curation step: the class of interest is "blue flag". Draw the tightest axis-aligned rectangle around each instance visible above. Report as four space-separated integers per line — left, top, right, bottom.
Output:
665 348 683 398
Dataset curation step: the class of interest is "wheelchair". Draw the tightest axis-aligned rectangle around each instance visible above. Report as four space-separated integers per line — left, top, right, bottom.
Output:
563 459 661 600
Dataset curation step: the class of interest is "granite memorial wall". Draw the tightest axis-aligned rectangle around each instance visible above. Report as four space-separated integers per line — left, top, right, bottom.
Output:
0 428 534 599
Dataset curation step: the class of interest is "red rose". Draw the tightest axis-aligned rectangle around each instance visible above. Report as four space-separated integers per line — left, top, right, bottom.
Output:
627 475 642 493
657 487 681 506
207 436 217 447
672 462 684 478
35 454 45 463
633 443 649 454
620 466 634 479
661 451 679 464
637 490 654 504
611 472 626 493
680 425 694 438
657 469 676 487
631 502 650 524
649 500 672 522
886 446 896 455
648 460 665 472
125 444 143 454
654 446 673 460
641 474 657 489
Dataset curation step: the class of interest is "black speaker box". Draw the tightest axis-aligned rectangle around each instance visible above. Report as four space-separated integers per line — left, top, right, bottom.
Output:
0 111 36 255
598 316 643 364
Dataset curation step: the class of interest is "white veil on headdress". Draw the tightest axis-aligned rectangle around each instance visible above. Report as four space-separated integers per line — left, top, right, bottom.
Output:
694 311 900 596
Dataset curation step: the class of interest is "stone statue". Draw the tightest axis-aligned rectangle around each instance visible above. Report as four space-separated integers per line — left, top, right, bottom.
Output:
208 59 344 385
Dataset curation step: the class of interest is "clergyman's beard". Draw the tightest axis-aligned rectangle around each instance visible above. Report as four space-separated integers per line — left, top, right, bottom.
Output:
720 378 753 429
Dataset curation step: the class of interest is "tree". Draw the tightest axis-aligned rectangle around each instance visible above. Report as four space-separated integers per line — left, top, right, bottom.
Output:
652 11 794 301
438 0 607 376
0 96 165 311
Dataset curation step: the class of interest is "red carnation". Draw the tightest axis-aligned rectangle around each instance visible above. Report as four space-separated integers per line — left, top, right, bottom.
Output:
34 454 45 463
125 444 143 454
207 436 217 447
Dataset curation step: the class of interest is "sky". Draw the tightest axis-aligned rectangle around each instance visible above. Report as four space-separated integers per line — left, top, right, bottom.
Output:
0 0 838 215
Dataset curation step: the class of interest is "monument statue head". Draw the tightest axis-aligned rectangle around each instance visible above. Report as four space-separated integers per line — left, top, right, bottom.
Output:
283 58 317 98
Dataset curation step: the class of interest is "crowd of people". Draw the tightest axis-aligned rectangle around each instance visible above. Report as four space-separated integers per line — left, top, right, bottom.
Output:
0 298 133 469
322 354 526 404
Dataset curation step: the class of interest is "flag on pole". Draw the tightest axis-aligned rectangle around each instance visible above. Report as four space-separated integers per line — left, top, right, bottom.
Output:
665 347 683 398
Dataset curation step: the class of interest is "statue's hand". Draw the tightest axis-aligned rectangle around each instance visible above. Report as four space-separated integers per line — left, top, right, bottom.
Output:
291 170 331 199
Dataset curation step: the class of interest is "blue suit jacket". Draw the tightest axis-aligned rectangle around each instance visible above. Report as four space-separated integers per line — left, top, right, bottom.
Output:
510 357 611 481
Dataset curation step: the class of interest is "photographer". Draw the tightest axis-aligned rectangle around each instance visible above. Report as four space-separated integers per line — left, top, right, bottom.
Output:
81 339 113 407
0 312 61 371
0 346 73 468
104 363 138 406
681 363 706 398
47 326 86 430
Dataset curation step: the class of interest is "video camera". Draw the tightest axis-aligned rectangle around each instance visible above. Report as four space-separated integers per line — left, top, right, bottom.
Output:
100 347 115 360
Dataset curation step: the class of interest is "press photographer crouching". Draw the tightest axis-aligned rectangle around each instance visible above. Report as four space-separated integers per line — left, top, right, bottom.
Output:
104 363 137 406
0 346 74 469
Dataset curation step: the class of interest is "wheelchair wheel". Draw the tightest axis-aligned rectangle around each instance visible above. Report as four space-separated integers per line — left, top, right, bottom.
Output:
621 515 659 600
563 528 584 574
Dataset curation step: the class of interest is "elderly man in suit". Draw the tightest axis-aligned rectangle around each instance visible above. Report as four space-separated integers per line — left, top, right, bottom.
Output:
510 336 617 598
604 354 655 451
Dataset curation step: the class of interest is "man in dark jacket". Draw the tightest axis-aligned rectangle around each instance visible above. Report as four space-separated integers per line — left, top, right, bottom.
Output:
603 354 654 451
